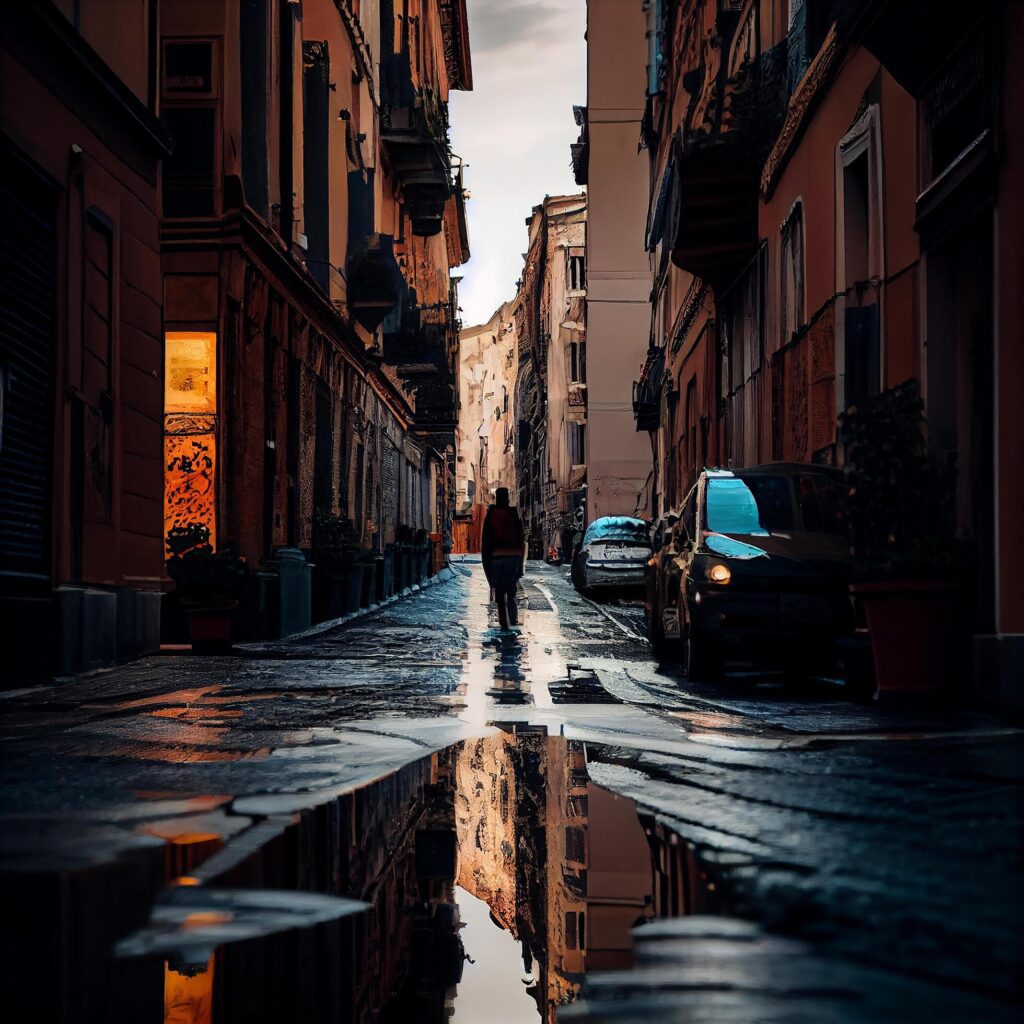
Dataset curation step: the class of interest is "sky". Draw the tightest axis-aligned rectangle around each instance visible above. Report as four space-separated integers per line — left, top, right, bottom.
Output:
449 0 587 329
450 886 540 1022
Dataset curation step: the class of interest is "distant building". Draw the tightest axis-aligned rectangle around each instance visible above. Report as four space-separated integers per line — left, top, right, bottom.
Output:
453 302 517 552
514 194 588 560
572 0 653 525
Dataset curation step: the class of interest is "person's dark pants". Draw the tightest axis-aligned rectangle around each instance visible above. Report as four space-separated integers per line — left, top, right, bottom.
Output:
487 556 521 628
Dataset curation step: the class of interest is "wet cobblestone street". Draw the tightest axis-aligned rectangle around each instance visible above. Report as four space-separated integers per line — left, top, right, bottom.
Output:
1 562 1022 1021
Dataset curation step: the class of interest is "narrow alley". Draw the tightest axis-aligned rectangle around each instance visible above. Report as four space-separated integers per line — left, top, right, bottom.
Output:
2 565 1020 1021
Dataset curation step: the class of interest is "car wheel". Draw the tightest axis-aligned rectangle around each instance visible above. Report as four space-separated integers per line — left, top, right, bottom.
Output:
571 558 588 595
685 623 719 680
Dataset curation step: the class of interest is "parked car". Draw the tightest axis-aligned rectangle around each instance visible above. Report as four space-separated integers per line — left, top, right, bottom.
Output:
571 516 652 594
645 465 855 678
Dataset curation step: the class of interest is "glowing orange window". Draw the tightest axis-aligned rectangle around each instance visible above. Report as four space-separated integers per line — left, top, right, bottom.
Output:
164 332 218 556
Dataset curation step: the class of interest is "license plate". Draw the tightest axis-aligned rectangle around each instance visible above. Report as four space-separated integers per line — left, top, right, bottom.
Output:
593 545 639 562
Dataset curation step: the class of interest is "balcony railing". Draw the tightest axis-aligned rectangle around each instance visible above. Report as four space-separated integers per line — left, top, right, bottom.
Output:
633 346 665 432
381 52 453 237
345 233 401 331
665 37 788 280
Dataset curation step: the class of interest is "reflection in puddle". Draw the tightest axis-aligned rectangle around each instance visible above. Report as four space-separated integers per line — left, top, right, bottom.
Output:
452 732 660 1021
451 886 538 1022
131 734 714 1023
164 954 214 1024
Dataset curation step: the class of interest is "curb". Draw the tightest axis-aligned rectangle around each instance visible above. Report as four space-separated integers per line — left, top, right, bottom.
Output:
237 565 460 649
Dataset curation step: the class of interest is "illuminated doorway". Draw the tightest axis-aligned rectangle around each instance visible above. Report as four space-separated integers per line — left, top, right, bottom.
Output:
164 331 217 556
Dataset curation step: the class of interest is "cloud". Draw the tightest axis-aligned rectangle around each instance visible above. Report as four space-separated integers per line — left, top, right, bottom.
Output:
451 0 586 325
468 1 565 55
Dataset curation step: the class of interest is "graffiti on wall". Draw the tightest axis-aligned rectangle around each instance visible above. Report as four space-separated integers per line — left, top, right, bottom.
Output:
164 333 217 556
164 416 217 554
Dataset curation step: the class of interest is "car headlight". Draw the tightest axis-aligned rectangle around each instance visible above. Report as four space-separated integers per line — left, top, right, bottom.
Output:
705 563 732 585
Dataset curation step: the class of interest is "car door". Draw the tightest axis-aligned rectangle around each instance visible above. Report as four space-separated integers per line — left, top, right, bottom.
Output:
661 484 699 639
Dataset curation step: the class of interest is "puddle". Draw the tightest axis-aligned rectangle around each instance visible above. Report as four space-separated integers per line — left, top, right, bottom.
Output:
117 731 720 1023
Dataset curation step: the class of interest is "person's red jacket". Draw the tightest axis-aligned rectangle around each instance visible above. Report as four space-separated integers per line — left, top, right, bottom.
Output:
482 505 525 562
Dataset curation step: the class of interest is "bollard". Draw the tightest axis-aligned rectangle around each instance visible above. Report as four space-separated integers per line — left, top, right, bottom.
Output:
276 547 312 637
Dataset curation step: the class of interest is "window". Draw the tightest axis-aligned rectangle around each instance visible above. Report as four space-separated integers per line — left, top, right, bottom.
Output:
844 151 870 287
838 106 882 415
161 40 219 217
83 210 114 524
720 248 765 399
563 910 586 950
567 422 586 466
240 0 270 217
568 341 586 385
681 486 697 542
302 40 331 293
706 471 848 536
565 826 585 864
780 203 804 343
568 254 586 292
646 0 666 96
705 477 772 535
164 332 218 553
164 41 214 93
685 375 697 481
795 474 846 534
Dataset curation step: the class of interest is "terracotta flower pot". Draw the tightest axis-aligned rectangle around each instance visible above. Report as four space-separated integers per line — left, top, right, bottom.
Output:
850 580 959 696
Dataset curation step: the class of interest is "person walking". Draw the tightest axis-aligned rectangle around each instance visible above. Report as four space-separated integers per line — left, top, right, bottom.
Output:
481 488 526 630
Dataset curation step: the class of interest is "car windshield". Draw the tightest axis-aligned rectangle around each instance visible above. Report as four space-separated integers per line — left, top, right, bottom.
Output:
706 473 846 535
582 517 649 546
705 478 773 535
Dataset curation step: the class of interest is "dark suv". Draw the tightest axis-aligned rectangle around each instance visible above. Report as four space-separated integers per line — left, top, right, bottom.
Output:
645 464 854 678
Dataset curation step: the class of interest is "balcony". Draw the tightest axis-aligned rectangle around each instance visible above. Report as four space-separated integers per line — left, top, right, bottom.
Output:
381 53 452 237
633 346 665 432
665 42 788 281
381 294 459 430
345 233 401 331
570 105 588 186
568 382 587 409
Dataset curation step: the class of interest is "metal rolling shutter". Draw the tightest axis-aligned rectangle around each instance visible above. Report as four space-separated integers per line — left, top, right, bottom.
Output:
0 155 56 579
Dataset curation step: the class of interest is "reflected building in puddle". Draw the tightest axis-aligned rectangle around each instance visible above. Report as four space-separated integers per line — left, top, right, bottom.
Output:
58 736 712 1022
455 730 675 1022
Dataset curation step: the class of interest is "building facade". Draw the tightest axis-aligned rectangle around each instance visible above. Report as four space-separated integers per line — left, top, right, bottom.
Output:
0 0 473 680
159 0 471 584
514 194 588 560
453 301 517 552
1 2 171 680
629 0 1022 708
572 0 653 524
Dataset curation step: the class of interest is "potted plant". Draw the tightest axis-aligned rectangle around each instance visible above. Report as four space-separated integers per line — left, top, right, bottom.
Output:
312 510 364 618
838 380 963 697
166 525 249 654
